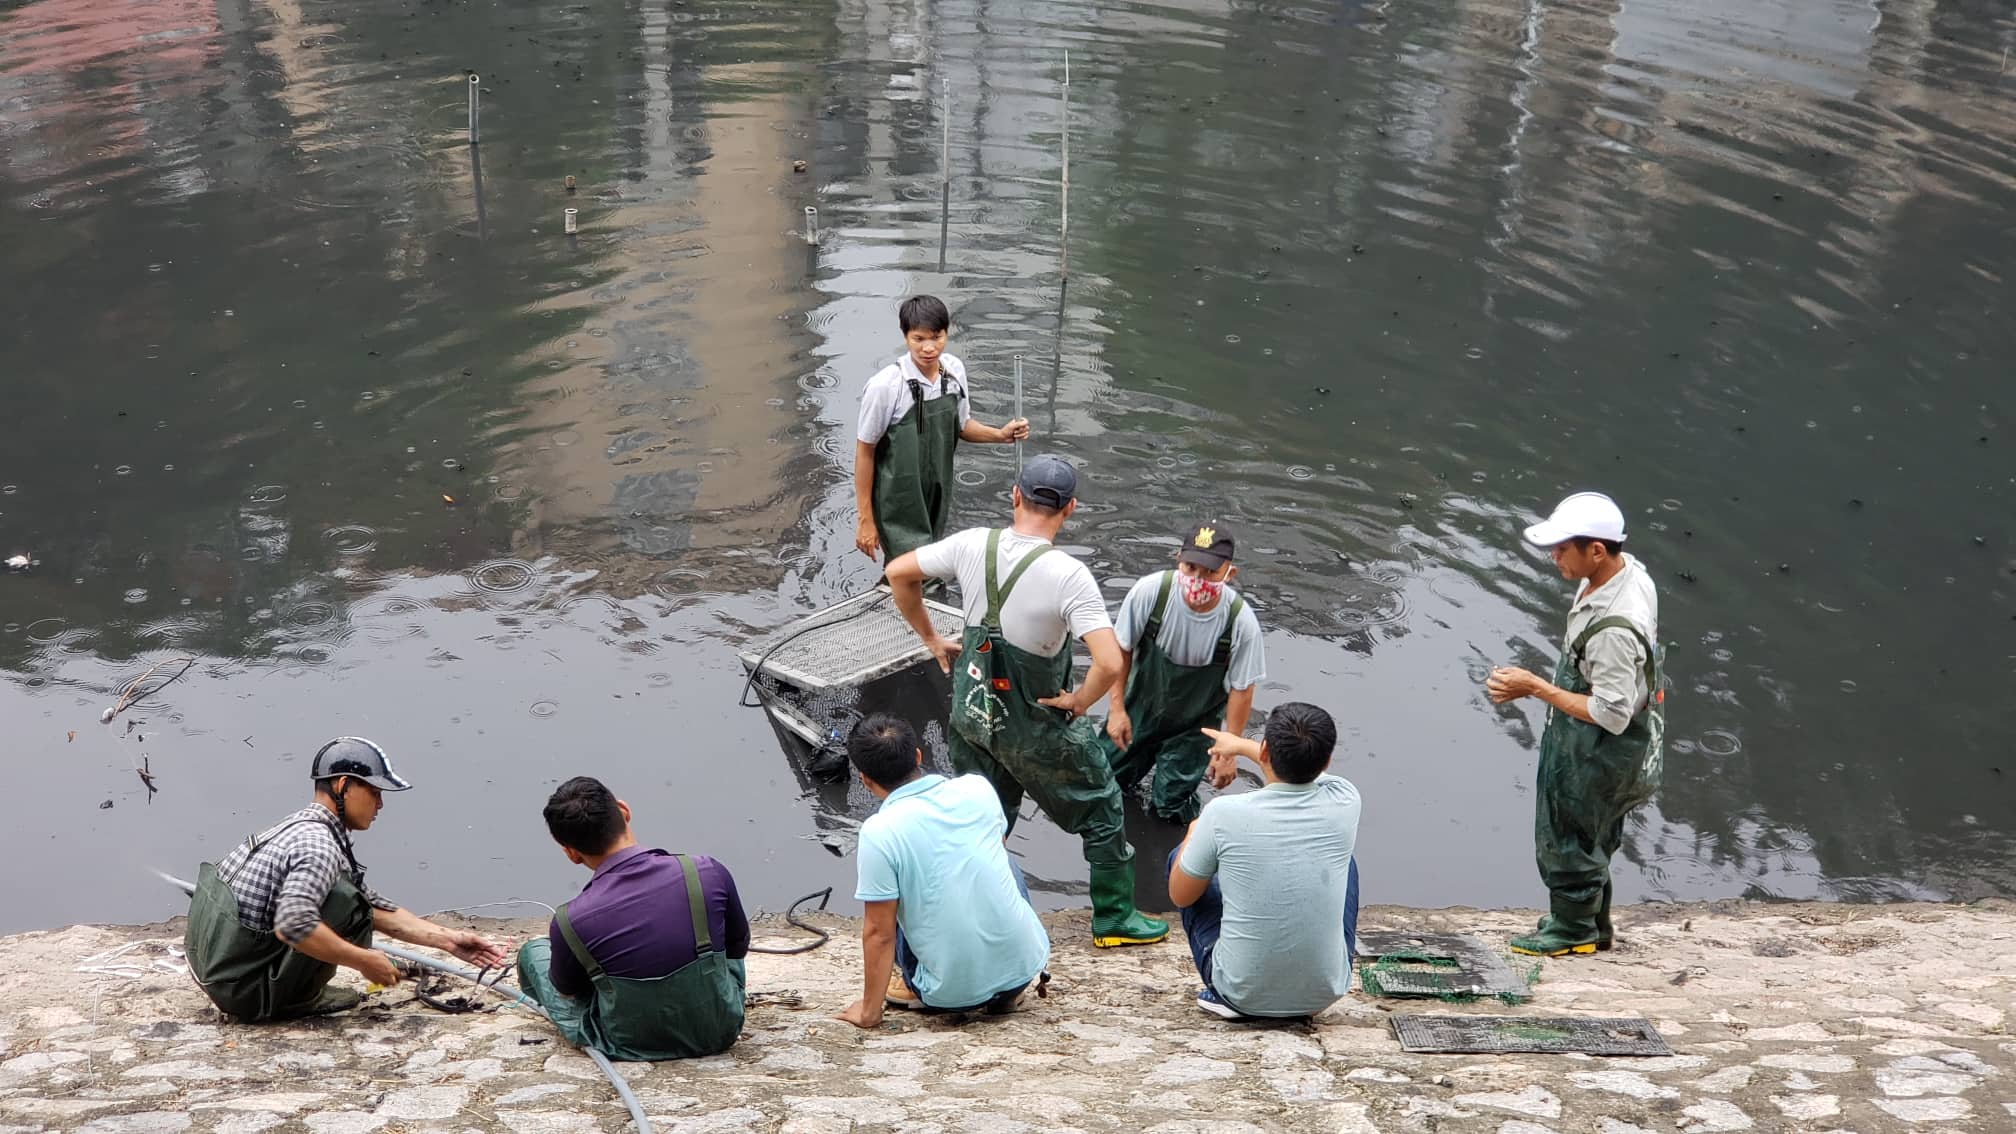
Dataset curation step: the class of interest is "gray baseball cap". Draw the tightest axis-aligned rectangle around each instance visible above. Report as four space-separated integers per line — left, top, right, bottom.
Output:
1016 455 1077 509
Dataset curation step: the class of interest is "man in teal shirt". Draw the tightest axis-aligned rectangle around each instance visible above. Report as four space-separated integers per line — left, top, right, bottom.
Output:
836 714 1050 1027
1169 702 1361 1019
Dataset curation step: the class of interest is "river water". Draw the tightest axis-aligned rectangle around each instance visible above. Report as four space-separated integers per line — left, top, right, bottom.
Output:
2 0 2011 934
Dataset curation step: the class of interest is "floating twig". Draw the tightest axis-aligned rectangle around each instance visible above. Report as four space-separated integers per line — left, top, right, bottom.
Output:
102 657 196 724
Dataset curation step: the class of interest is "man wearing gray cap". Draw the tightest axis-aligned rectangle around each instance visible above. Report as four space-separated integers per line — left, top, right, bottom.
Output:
885 455 1169 947
1486 492 1665 957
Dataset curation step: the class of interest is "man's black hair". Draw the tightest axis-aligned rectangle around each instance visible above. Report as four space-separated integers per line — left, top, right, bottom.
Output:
898 295 951 335
1262 702 1336 785
1570 536 1625 558
543 776 627 856
848 713 923 791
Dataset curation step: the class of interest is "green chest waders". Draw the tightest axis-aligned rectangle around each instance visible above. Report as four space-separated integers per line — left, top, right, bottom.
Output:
183 821 375 1022
871 375 963 562
1102 571 1243 823
549 854 746 1061
1529 615 1665 949
946 530 1167 946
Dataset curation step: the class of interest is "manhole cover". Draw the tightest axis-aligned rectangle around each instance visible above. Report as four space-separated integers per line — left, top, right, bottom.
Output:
1391 1014 1672 1056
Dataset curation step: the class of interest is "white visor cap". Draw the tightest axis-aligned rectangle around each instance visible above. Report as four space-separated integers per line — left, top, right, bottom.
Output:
1523 491 1626 547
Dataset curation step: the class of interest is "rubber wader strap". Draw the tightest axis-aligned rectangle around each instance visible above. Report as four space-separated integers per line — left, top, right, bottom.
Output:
1144 570 1175 642
553 903 606 983
983 528 1056 630
904 374 963 436
1214 595 1244 667
675 854 713 953
1571 615 1656 690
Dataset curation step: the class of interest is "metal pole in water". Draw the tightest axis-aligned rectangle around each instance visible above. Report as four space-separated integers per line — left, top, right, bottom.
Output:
1059 51 1069 281
804 205 819 245
468 74 480 146
563 207 578 235
1013 353 1025 472
938 74 951 273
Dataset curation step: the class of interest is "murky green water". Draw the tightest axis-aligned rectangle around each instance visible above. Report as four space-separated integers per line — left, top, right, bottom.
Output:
2 0 2011 933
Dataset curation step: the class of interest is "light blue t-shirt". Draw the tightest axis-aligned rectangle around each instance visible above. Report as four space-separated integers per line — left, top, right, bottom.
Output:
856 774 1049 1007
1177 774 1360 1016
1112 573 1266 692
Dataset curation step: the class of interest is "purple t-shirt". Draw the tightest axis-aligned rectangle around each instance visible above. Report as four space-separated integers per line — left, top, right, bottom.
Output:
544 847 749 999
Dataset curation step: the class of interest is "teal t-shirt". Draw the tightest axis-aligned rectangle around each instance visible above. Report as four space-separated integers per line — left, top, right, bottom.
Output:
856 774 1050 1007
1177 774 1360 1016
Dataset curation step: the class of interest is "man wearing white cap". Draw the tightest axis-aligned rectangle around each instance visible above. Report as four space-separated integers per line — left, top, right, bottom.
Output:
1486 492 1664 957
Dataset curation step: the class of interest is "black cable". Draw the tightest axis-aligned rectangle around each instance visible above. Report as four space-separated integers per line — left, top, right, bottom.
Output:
746 887 834 955
738 589 891 709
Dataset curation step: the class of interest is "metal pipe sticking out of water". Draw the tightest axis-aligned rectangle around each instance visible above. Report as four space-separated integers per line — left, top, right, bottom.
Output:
467 74 480 145
804 206 819 246
938 75 952 273
1059 51 1070 281
563 207 578 235
1013 353 1025 472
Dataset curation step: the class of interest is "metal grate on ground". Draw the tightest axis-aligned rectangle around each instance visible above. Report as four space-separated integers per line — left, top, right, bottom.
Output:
1390 1014 1672 1057
1356 932 1534 1002
737 589 967 692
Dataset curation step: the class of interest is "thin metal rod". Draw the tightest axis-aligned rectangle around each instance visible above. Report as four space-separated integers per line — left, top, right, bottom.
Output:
467 74 480 146
1059 51 1069 280
938 74 951 273
1013 354 1025 472
471 144 487 240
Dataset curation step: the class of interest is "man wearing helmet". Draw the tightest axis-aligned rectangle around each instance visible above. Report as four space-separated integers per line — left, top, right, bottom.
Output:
183 737 507 1021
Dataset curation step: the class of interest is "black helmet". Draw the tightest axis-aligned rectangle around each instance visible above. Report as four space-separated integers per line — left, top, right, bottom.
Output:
310 737 412 792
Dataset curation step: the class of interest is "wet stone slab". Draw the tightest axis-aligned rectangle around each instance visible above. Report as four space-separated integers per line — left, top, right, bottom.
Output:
1 901 2013 1133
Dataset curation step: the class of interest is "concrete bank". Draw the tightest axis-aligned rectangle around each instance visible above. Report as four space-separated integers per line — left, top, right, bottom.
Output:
2 901 2012 1133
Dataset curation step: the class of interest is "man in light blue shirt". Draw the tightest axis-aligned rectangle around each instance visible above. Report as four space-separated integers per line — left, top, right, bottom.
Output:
1168 702 1361 1019
836 714 1050 1029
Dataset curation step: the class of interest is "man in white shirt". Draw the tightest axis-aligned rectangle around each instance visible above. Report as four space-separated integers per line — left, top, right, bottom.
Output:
1487 491 1665 956
852 295 1028 564
884 455 1169 948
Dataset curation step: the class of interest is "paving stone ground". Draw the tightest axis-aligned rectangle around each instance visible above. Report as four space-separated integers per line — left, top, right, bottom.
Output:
2 900 2013 1133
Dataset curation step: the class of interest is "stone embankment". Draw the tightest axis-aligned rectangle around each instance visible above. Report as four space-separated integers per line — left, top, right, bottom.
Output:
2 901 2012 1133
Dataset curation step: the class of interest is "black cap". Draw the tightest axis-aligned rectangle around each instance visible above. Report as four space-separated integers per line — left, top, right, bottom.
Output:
1177 522 1235 569
1016 454 1077 509
310 737 413 792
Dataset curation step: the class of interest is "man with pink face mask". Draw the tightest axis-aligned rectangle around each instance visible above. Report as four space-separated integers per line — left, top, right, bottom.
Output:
1100 523 1266 823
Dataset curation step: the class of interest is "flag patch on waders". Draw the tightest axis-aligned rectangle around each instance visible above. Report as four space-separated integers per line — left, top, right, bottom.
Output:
961 637 1012 734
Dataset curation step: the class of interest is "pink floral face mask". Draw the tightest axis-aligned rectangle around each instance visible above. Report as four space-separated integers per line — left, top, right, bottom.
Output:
1179 572 1225 605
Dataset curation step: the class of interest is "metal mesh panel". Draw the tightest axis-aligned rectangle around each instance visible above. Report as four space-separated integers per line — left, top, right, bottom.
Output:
1356 932 1534 1002
739 591 965 691
1390 1014 1672 1056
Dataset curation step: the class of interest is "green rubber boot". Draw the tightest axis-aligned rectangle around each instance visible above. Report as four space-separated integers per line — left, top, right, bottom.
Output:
302 985 364 1017
1510 916 1600 958
1536 899 1613 951
1089 861 1168 948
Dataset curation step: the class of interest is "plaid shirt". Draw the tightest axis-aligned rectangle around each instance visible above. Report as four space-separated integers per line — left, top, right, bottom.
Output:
216 805 395 943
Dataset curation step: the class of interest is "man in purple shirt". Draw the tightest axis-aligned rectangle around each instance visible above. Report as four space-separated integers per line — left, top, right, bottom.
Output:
516 777 750 1060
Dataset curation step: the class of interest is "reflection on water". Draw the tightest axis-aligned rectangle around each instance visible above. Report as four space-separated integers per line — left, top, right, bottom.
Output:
1 0 2011 932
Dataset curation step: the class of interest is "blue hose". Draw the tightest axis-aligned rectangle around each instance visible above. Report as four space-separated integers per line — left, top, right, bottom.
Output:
155 871 653 1134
